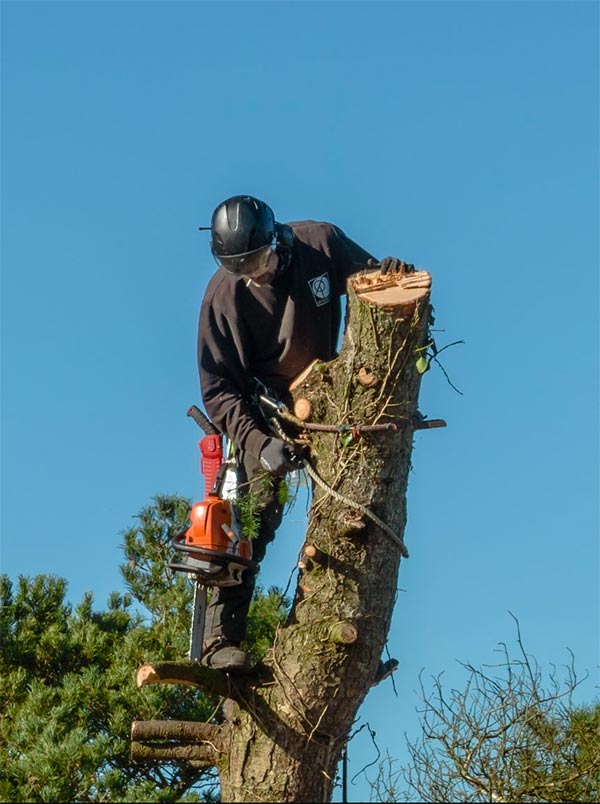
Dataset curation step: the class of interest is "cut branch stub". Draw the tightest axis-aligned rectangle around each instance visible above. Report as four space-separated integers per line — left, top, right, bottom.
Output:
304 543 326 564
357 366 378 387
131 720 223 746
293 397 312 421
130 720 223 767
131 741 216 766
328 621 358 644
135 661 255 700
135 661 230 695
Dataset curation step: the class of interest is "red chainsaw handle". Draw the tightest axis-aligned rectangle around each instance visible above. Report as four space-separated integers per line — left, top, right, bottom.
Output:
200 435 223 497
186 406 225 497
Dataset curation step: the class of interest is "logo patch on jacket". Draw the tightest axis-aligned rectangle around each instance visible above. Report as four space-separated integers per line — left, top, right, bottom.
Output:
308 273 331 307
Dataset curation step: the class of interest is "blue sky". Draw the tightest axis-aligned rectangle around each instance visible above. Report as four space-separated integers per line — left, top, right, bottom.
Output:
1 1 598 799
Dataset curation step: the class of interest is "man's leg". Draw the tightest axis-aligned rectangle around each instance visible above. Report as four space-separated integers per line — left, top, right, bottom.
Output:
202 448 285 670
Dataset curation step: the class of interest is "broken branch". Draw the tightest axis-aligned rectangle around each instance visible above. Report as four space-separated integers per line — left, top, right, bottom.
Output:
131 720 223 746
136 661 231 697
131 741 218 765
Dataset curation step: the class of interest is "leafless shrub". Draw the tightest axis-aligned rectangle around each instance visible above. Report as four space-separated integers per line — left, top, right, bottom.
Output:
369 616 599 803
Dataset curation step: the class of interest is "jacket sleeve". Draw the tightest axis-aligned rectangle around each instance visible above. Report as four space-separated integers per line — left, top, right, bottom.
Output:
198 300 271 459
328 224 376 281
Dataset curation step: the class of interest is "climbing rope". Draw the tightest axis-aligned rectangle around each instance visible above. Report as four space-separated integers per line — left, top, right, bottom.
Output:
268 415 410 559
302 455 409 559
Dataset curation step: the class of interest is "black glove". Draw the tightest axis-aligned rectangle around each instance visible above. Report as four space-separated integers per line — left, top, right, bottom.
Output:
259 438 302 476
367 257 415 275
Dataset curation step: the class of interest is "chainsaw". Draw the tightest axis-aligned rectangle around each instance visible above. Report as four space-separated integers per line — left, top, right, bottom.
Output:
169 405 258 661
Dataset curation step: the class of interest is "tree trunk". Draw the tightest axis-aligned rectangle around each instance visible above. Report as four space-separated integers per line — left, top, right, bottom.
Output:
133 270 439 802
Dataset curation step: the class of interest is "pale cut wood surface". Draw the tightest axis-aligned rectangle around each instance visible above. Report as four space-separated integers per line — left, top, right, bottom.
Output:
352 269 432 308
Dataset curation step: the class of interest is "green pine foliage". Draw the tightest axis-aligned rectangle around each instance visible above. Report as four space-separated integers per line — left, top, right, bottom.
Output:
0 495 221 802
0 493 290 802
245 586 289 664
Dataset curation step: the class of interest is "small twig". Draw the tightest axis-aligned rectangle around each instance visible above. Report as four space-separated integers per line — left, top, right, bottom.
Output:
432 355 464 395
350 722 381 784
434 339 465 356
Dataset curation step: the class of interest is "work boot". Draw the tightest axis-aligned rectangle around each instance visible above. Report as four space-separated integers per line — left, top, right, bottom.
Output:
201 638 250 673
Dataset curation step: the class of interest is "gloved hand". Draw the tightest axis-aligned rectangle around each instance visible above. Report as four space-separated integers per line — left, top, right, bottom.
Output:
367 257 415 275
259 438 303 476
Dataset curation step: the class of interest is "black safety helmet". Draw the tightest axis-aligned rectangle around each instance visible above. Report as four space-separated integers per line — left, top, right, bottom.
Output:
210 195 276 274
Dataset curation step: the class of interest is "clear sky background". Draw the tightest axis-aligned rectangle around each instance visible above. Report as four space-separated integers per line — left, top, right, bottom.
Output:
1 1 598 800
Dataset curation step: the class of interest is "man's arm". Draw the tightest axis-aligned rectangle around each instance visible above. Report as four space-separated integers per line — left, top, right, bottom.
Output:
327 224 376 280
327 224 414 280
198 302 271 459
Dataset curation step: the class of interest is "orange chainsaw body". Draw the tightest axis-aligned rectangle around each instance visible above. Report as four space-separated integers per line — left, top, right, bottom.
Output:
185 495 252 561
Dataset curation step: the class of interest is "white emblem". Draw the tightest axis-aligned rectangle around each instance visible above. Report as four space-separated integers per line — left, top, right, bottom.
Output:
308 273 331 307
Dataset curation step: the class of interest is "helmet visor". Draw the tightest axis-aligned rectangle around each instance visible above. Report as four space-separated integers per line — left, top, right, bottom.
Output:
218 244 274 277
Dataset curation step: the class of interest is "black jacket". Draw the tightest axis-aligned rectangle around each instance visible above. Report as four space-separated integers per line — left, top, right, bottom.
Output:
198 220 375 458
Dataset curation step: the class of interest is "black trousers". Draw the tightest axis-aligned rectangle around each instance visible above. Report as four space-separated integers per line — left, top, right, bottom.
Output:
203 447 285 646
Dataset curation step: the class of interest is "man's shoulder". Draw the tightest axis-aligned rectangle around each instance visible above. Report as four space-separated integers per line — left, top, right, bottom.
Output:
288 220 340 244
201 266 237 308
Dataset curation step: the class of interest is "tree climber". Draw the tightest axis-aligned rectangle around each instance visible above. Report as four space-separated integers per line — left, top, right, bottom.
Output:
197 194 414 672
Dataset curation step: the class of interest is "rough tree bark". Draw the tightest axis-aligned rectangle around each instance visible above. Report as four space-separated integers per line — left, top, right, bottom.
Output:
132 269 440 802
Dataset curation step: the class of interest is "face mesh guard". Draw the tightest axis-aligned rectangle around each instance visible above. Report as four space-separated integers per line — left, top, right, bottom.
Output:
216 243 274 277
